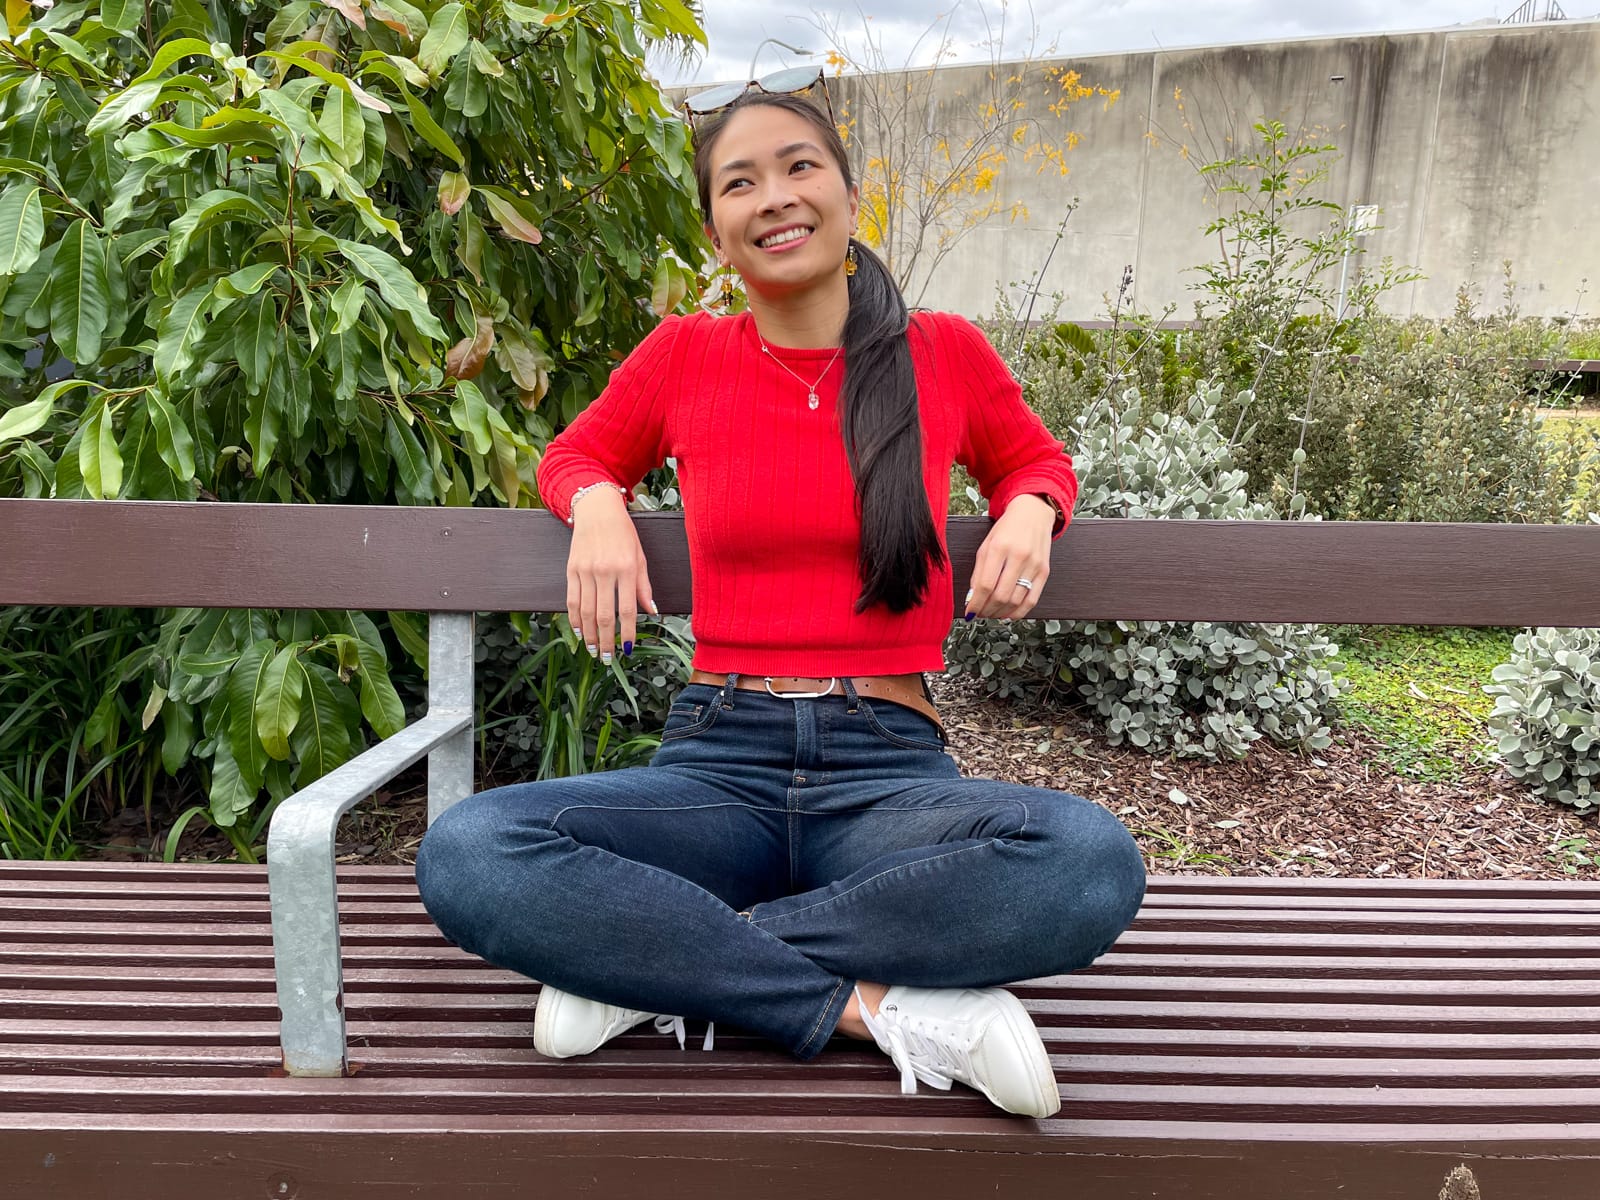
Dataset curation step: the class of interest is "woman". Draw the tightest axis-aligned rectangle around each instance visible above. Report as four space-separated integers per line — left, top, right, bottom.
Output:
415 83 1146 1119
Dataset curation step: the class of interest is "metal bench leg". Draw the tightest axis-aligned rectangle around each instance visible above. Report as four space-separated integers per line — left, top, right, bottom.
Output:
269 611 474 1076
427 612 475 824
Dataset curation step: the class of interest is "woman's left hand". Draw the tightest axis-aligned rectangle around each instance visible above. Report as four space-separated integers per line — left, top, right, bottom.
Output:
964 494 1056 620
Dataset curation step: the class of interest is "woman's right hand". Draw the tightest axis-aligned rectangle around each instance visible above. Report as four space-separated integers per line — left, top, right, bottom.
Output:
566 488 658 663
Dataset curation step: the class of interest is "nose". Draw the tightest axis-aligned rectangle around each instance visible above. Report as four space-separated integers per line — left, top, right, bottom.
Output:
756 177 798 216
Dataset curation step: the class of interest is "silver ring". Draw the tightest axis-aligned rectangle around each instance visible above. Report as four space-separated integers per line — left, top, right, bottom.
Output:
1016 578 1034 590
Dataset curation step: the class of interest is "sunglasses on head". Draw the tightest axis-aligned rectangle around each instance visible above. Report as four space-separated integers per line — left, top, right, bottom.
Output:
680 66 835 128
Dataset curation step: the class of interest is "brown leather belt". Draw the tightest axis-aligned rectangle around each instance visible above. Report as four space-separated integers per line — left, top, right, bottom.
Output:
686 670 943 735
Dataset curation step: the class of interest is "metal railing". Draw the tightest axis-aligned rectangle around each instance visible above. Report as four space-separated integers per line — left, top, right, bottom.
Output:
1503 1 1567 22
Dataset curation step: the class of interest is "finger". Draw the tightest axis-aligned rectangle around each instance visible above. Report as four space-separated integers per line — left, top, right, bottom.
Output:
577 572 598 656
964 551 994 620
566 571 583 646
593 572 618 664
633 561 659 654
999 568 1046 618
617 572 638 658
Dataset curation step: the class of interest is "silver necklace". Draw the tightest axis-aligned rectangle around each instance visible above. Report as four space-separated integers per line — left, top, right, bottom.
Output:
758 336 843 410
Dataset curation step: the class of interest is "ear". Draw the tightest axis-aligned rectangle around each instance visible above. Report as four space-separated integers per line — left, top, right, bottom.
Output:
847 182 860 235
704 220 727 265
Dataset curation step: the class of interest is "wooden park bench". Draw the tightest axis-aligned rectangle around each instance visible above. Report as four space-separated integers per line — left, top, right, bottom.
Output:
1 496 1598 1198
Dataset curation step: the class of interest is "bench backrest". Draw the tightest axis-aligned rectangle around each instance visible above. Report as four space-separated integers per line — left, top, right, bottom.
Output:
2 499 1597 627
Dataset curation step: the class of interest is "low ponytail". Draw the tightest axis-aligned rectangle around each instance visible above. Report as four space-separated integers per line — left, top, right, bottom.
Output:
840 239 946 614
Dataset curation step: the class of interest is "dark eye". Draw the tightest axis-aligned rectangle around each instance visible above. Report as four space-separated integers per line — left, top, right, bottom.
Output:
723 177 750 192
791 159 817 172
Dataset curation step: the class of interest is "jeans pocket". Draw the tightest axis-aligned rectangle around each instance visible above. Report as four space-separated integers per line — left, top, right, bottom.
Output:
660 697 723 742
861 698 946 752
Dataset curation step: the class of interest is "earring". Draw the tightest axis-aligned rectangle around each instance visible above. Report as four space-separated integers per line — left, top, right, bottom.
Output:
843 241 858 277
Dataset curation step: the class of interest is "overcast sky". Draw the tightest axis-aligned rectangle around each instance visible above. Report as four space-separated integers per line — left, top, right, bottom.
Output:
654 1 1591 86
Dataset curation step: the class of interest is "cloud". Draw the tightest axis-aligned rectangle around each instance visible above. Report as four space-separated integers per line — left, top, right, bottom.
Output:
655 0 1500 86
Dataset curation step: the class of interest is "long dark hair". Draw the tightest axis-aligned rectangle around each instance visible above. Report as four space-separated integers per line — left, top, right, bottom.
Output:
691 92 946 615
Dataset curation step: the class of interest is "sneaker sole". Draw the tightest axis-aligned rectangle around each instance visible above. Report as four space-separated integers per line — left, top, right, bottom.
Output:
980 988 1062 1118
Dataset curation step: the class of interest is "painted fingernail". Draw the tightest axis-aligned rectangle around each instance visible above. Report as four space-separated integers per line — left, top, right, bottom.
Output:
964 612 975 622
586 643 598 655
964 588 974 602
649 600 660 614
601 652 613 665
574 626 583 640
623 640 633 655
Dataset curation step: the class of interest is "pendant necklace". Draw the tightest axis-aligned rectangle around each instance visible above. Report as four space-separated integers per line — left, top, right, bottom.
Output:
759 336 843 410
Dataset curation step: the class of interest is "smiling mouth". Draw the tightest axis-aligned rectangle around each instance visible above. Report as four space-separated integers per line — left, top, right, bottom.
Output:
757 226 814 249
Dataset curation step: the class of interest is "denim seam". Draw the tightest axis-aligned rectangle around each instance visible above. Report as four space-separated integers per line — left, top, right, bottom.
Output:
857 698 945 752
795 975 847 1058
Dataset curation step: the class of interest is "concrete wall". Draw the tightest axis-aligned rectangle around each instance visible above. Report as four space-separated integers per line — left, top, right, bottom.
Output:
813 20 1600 320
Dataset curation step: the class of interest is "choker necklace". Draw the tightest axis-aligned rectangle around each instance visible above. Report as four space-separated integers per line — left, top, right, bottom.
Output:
758 336 844 410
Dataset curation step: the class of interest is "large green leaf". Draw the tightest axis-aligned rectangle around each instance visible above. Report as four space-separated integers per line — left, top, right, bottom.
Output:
317 85 364 168
84 79 164 137
0 184 43 275
49 218 111 364
290 661 354 787
153 283 215 385
101 0 143 35
384 410 432 504
334 237 445 340
225 640 276 791
353 638 405 738
0 378 93 447
145 388 196 482
168 189 275 262
237 291 278 394
77 396 123 499
254 645 306 762
418 2 470 75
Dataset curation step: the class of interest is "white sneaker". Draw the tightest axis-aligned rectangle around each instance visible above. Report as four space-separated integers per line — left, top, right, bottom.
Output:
858 984 1061 1118
533 985 712 1058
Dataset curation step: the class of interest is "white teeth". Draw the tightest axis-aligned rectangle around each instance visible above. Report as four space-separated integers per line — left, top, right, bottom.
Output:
759 227 811 248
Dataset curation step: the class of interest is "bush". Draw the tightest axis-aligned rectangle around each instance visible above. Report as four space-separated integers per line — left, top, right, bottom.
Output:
945 385 1344 760
0 0 709 855
1339 286 1584 524
1486 626 1600 813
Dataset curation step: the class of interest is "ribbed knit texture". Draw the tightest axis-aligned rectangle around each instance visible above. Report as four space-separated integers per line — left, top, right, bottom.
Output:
537 310 1078 675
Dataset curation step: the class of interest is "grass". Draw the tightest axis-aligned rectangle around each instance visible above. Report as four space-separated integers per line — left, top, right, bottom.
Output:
1330 625 1515 783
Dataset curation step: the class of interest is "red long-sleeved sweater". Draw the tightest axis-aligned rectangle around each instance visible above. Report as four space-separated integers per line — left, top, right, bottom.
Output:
536 309 1077 676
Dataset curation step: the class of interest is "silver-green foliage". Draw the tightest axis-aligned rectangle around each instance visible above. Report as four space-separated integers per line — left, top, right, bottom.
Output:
945 385 1344 760
1486 626 1600 812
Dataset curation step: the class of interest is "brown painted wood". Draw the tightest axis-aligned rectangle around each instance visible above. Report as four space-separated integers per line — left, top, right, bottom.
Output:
1 1127 1597 1200
4 499 1598 625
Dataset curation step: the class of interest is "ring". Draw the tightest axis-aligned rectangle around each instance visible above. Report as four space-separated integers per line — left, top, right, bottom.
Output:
1016 578 1034 590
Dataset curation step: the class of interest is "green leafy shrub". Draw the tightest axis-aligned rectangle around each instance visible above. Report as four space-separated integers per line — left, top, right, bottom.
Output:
945 385 1344 760
1486 626 1600 813
1339 286 1584 524
0 0 708 853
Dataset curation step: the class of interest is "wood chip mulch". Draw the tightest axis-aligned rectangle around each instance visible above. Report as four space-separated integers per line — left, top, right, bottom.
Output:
926 672 1597 881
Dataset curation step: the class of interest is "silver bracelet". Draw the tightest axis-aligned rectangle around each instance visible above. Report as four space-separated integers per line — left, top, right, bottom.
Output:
567 481 626 525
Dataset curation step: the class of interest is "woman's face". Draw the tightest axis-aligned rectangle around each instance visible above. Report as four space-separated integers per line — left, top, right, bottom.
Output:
702 104 859 301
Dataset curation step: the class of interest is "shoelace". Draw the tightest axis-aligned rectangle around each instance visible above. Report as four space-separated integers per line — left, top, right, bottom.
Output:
653 1014 715 1052
857 988 976 1095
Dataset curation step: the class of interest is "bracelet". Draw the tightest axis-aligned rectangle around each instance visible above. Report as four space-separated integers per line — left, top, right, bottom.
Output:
566 481 627 526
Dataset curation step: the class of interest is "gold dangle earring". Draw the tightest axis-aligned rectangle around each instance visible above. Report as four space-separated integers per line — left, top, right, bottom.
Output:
843 240 858 277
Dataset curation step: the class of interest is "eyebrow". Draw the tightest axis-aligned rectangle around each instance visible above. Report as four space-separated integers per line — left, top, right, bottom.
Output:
716 141 825 176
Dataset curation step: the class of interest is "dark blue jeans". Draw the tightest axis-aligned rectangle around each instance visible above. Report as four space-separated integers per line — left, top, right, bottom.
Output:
415 674 1146 1060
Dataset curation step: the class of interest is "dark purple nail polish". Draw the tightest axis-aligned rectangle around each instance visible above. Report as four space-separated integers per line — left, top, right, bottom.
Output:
623 640 633 655
964 612 975 622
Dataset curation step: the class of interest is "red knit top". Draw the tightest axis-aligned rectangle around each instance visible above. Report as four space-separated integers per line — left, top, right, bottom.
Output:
536 310 1077 676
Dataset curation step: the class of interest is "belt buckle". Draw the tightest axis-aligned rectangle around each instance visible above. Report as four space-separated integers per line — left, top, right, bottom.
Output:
763 676 838 700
